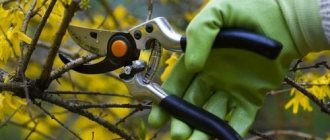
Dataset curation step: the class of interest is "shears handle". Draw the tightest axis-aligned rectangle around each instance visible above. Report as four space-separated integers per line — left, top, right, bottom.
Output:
180 28 282 60
160 95 242 140
157 29 282 139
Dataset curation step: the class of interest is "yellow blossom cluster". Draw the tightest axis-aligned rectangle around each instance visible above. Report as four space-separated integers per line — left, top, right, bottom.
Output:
0 4 31 64
286 71 330 114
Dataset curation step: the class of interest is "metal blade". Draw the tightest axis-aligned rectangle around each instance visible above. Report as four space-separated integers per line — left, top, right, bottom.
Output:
68 25 117 56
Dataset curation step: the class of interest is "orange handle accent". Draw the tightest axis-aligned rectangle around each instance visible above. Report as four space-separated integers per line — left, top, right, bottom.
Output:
111 40 128 57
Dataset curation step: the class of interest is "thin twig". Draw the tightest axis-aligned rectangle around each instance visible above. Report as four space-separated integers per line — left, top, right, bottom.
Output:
49 54 100 81
24 121 39 140
284 77 330 115
247 129 323 140
45 90 132 98
0 106 23 128
266 88 291 96
248 129 274 140
146 0 154 21
20 0 57 73
21 0 37 33
72 103 151 110
290 61 330 71
31 0 48 17
97 0 121 29
115 101 151 126
36 92 133 139
115 109 140 126
35 102 83 140
37 41 78 58
9 121 56 140
23 79 37 127
289 59 302 71
17 14 36 126
22 111 69 126
38 0 81 89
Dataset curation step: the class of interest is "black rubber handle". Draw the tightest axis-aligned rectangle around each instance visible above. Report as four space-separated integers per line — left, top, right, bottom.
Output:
180 29 282 59
160 95 242 140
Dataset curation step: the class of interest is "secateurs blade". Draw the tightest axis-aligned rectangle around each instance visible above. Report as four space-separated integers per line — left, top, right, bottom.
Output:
60 17 283 139
60 25 139 74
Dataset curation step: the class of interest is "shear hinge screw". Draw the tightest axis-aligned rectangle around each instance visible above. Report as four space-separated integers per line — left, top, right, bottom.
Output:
134 30 142 40
146 24 153 33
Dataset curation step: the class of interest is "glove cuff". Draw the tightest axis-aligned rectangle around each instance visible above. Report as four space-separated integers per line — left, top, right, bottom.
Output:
278 0 329 56
320 0 330 43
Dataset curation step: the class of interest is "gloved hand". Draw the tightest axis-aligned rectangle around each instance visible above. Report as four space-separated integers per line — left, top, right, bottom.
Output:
149 0 329 139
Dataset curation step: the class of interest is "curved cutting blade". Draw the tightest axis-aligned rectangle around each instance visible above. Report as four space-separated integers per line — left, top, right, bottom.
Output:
68 25 117 56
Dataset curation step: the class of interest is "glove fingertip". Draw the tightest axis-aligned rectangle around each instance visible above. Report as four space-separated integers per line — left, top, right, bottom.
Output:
171 118 192 140
148 105 170 128
190 130 211 140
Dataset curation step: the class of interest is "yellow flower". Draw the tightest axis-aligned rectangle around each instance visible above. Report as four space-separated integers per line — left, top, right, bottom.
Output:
285 88 313 114
0 29 32 63
0 5 31 64
286 71 330 114
161 53 178 81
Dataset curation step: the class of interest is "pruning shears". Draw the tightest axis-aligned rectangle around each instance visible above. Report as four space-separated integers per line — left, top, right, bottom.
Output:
60 17 282 140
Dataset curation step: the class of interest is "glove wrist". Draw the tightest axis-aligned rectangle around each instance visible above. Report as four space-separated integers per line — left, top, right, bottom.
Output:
278 0 329 56
320 0 330 43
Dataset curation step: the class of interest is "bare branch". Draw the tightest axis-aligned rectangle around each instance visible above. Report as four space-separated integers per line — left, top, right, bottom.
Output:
37 41 78 58
248 129 274 140
146 0 154 21
284 77 330 115
35 103 82 140
20 0 57 73
24 121 39 140
266 88 290 96
247 129 323 140
97 0 121 29
115 102 152 126
72 103 151 110
21 0 37 33
0 83 26 92
49 54 100 81
31 0 48 17
290 61 330 71
45 90 132 98
36 92 133 139
22 111 69 126
289 59 302 71
9 121 56 140
19 0 37 121
38 0 81 89
115 109 139 126
0 106 23 128
115 101 151 126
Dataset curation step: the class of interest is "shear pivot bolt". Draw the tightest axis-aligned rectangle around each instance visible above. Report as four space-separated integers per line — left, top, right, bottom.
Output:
146 24 153 33
134 30 142 40
111 40 128 57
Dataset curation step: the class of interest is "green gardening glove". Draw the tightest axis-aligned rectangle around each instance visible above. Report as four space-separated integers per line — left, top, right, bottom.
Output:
149 0 329 139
